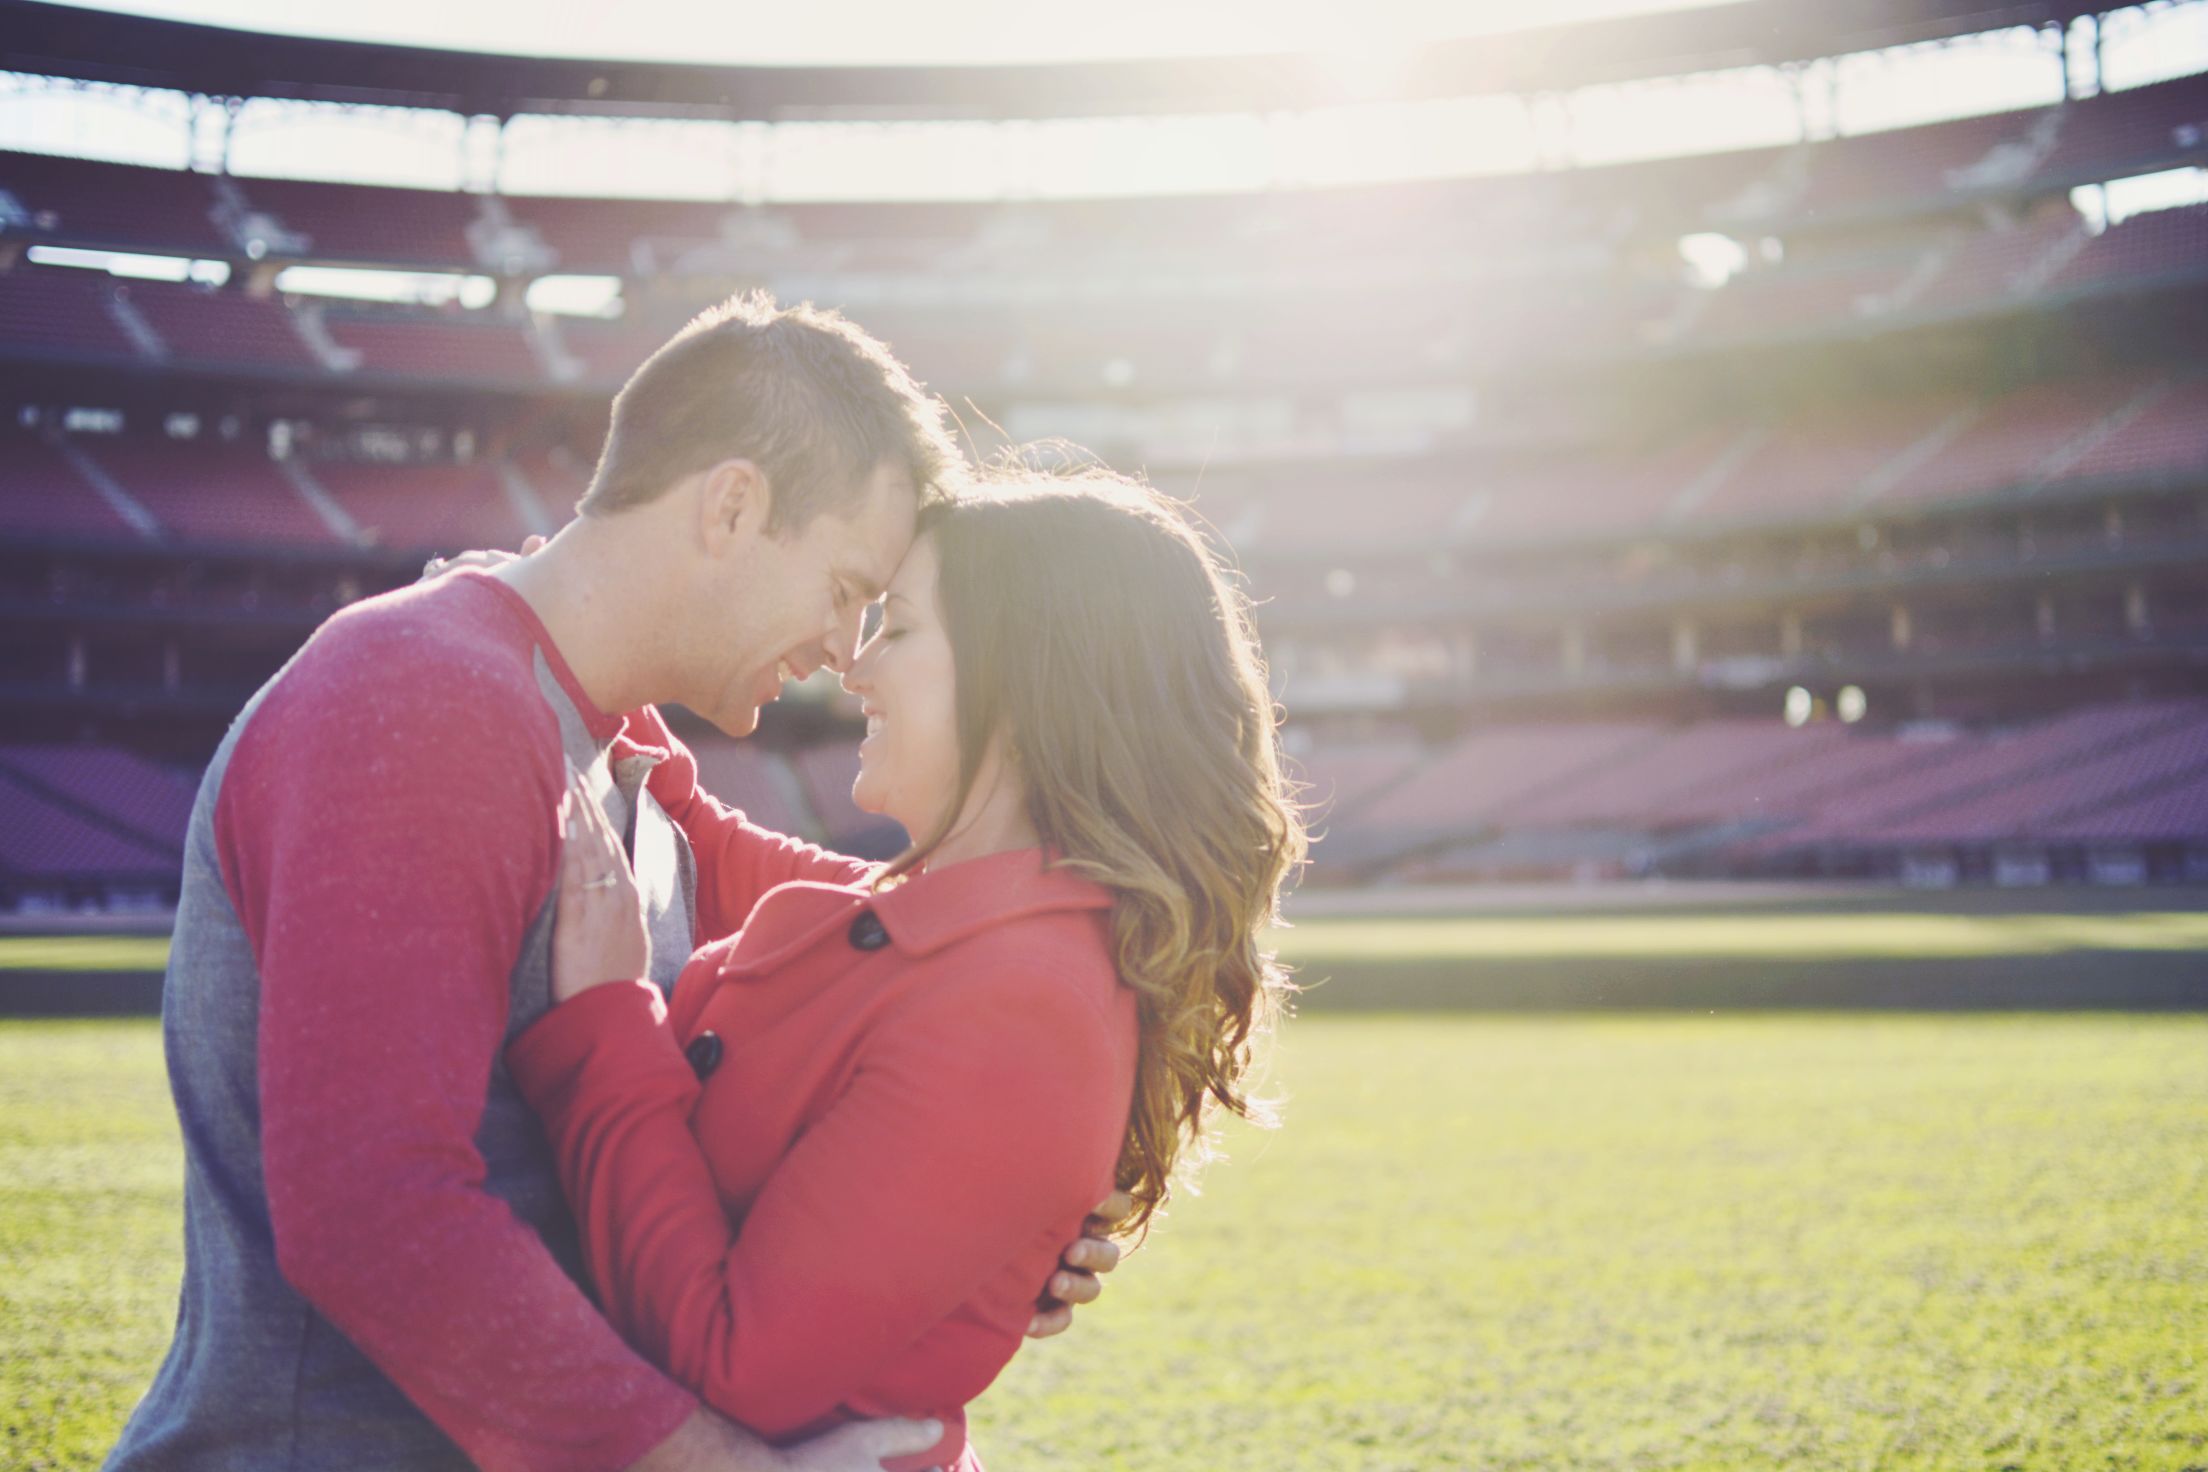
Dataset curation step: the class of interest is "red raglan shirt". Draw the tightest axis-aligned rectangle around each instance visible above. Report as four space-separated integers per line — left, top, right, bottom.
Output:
111 568 852 1472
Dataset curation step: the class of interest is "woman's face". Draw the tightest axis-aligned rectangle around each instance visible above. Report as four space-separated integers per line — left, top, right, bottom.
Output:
844 532 962 839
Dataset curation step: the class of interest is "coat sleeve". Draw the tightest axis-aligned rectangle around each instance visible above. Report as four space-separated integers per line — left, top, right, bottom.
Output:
630 707 874 941
507 956 1125 1447
222 652 697 1472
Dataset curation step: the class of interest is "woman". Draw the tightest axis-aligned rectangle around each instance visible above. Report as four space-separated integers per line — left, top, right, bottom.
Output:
506 473 1305 1472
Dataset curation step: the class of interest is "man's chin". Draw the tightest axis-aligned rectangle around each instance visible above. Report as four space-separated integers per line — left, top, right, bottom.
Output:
709 704 763 739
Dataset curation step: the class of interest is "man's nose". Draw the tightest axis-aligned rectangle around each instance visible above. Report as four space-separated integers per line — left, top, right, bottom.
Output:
841 644 872 695
821 605 866 675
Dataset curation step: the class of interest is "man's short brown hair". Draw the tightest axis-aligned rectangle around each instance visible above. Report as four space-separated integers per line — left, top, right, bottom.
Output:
579 292 960 531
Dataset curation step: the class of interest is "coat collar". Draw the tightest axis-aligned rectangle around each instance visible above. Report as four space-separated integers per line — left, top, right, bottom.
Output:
720 847 1113 977
875 847 1114 956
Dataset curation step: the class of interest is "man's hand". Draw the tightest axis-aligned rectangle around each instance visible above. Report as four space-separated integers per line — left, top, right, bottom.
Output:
777 1417 945 1472
1026 1189 1134 1339
419 533 547 583
628 1405 940 1472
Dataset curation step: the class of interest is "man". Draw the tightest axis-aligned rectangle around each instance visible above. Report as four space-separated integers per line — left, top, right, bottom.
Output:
109 294 1122 1472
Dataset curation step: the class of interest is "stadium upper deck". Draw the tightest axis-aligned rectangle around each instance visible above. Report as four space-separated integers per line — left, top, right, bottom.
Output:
2 0 2204 902
0 0 2116 119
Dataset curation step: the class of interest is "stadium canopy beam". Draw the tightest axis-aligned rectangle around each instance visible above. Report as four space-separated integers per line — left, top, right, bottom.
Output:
0 0 2111 122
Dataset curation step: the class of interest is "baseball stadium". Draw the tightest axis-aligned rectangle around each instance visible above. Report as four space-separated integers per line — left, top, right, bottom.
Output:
2 1 2204 1467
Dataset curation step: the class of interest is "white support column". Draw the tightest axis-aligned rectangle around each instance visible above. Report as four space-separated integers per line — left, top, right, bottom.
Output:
1671 618 1699 673
1780 610 1804 657
1561 624 1588 678
2125 582 2151 639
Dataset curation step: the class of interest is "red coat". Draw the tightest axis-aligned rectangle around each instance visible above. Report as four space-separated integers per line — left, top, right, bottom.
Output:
508 839 1138 1472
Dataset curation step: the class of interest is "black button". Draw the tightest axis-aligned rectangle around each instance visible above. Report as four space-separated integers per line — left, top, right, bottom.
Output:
848 911 890 951
685 1031 723 1080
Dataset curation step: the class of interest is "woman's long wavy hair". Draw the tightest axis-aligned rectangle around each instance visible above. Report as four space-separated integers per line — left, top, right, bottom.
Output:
878 469 1306 1238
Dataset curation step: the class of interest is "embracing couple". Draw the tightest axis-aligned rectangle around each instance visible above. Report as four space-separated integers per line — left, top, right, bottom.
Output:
106 294 1305 1472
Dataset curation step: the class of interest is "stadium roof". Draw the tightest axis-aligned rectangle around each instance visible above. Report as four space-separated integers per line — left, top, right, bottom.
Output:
3 0 2105 120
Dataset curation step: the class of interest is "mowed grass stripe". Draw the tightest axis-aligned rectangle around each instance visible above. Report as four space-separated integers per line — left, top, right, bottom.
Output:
11 911 2208 977
1273 910 2208 961
0 937 172 973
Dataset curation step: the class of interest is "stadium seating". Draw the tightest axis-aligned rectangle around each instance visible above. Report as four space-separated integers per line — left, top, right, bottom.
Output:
0 264 145 363
86 441 340 547
2053 377 2208 487
2029 71 2208 186
0 150 232 257
1684 400 1964 526
2039 764 2208 841
1287 735 1425 826
1347 723 1659 843
1754 702 2202 850
233 175 481 268
1870 380 2139 507
0 435 145 540
0 745 197 855
1494 719 1852 829
0 766 180 884
314 462 534 554
323 311 543 384
1869 705 2208 842
125 280 323 372
2048 202 2208 295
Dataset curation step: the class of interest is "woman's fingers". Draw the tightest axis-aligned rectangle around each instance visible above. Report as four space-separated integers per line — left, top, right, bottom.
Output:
1089 1189 1137 1228
1063 1234 1121 1274
574 766 628 873
1024 1303 1074 1339
565 764 622 877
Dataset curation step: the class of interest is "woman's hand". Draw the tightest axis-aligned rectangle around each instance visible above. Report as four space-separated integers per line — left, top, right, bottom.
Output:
420 533 547 583
1026 1188 1134 1338
552 764 651 1004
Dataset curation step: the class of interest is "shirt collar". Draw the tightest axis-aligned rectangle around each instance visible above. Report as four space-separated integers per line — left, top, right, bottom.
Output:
456 568 626 744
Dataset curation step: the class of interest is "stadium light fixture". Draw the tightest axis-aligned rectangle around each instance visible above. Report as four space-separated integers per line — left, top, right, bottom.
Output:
524 275 625 318
26 246 231 286
1676 232 1745 288
274 266 497 308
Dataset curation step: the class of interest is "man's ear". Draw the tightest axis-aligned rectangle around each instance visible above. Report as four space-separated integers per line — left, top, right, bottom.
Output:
697 458 772 558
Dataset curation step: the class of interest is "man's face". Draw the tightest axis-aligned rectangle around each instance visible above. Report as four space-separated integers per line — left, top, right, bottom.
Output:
693 459 919 738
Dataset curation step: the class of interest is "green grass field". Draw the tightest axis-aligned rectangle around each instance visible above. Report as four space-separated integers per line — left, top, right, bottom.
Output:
5 1010 2205 1471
